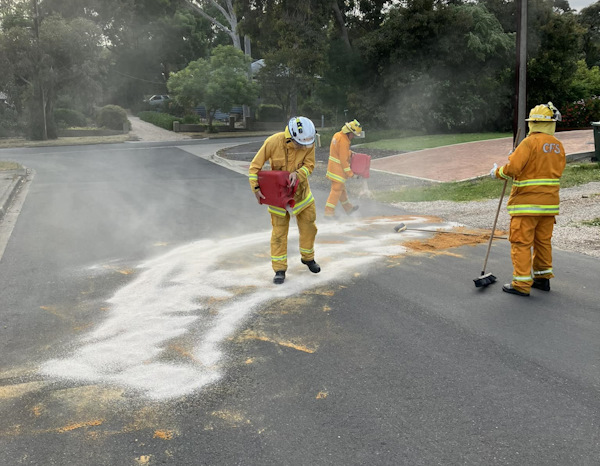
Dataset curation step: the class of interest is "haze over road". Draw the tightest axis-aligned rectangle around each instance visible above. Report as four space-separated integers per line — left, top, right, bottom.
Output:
0 139 598 465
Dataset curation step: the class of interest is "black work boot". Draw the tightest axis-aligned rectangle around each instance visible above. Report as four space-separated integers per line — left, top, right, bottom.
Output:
502 283 530 297
273 271 286 285
532 278 550 291
301 259 321 273
346 205 359 215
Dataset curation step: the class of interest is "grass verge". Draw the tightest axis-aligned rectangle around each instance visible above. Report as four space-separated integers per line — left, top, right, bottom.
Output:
182 130 274 139
0 135 130 148
361 132 512 152
375 162 600 203
0 161 23 171
318 128 426 147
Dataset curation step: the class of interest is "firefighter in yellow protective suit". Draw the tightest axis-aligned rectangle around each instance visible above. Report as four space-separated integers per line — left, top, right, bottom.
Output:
324 119 364 218
248 116 320 285
490 102 566 296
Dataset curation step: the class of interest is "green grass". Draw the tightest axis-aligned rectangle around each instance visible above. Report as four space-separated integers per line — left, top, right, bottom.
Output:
376 162 600 203
318 128 425 147
0 134 130 149
581 217 600 226
560 162 600 188
362 132 512 152
0 161 23 171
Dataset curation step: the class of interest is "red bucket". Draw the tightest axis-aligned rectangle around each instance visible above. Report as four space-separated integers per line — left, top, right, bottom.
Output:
258 171 299 210
350 153 371 178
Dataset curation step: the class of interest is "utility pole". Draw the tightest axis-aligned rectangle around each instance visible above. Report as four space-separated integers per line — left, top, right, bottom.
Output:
514 0 527 146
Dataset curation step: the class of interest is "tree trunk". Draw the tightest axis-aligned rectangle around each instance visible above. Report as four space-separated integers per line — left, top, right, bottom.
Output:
243 34 251 122
331 0 351 50
208 111 214 131
29 82 46 140
189 0 241 50
45 84 57 139
290 84 297 117
31 0 47 140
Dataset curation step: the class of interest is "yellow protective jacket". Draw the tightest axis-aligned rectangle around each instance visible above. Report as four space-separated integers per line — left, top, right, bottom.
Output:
248 132 315 216
326 131 353 183
495 132 566 216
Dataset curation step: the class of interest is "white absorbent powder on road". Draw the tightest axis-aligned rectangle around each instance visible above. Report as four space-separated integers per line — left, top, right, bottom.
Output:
40 216 441 400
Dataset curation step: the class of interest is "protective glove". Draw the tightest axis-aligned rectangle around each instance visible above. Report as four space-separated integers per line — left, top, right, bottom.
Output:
489 163 498 179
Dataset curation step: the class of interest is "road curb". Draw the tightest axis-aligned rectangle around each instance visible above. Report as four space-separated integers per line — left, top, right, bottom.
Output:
208 152 250 176
0 169 27 222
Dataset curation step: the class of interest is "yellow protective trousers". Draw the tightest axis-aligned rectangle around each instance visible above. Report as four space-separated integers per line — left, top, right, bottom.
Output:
270 203 317 272
509 216 555 292
325 181 354 216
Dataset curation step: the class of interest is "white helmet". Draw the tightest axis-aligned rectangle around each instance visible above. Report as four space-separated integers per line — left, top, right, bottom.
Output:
286 116 316 146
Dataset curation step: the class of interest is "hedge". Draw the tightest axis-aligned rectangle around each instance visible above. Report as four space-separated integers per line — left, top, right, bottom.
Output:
138 111 181 131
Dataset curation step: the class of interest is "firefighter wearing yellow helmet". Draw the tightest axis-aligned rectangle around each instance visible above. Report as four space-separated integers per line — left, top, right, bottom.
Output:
324 119 364 218
248 116 320 285
490 102 566 296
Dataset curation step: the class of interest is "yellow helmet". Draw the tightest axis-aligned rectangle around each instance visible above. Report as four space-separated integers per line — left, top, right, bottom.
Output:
526 102 561 122
342 119 364 137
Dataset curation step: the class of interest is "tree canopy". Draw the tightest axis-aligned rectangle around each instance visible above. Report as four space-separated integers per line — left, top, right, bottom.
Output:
167 45 257 127
2 0 600 137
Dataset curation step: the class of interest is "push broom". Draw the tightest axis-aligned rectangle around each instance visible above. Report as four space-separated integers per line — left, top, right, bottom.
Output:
472 177 507 287
473 128 520 287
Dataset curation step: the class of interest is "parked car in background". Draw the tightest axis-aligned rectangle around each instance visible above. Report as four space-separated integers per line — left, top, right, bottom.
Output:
145 95 171 106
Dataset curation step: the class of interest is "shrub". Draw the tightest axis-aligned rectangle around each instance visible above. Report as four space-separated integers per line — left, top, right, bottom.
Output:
138 111 181 131
54 108 87 128
257 104 285 122
181 114 200 124
97 105 129 130
559 96 600 129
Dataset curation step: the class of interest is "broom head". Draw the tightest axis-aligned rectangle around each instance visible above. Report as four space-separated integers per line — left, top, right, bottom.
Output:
474 272 497 287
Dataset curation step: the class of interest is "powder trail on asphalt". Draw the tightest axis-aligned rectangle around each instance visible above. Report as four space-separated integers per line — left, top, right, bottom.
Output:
40 216 476 400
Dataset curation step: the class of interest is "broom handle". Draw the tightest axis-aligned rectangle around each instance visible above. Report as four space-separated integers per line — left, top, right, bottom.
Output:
481 179 507 274
480 128 521 275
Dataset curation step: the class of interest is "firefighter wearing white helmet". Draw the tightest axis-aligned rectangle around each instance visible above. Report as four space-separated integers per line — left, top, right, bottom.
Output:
490 102 566 296
324 119 364 218
248 116 320 284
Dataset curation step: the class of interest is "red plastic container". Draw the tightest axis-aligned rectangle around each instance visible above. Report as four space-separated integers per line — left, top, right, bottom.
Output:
258 171 299 209
350 153 371 178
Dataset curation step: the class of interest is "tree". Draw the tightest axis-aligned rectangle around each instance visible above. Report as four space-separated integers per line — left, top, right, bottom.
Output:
167 45 257 128
354 2 514 132
526 0 585 109
34 0 218 109
0 2 103 139
187 0 241 50
239 1 332 115
167 59 211 112
255 58 294 121
578 1 600 67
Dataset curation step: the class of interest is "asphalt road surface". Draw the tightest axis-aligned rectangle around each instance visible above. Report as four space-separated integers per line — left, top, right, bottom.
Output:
0 139 598 465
